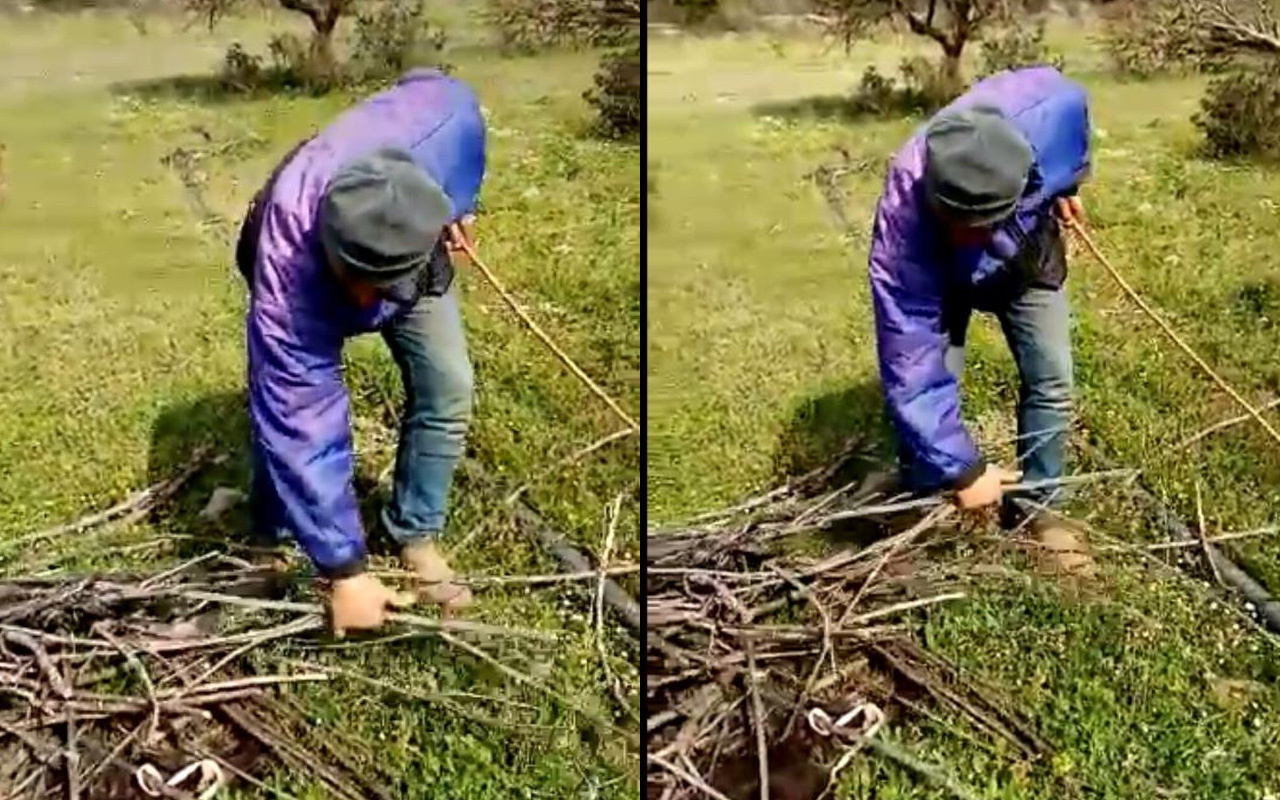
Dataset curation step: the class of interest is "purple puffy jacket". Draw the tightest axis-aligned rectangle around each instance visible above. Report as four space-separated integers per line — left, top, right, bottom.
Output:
869 66 1090 491
243 69 485 576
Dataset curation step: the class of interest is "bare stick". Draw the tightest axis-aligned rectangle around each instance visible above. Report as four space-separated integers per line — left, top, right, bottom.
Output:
838 505 956 628
1178 396 1280 448
186 748 301 800
159 615 319 689
91 624 160 739
745 642 770 800
368 565 642 586
455 237 638 431
819 471 1134 522
1069 220 1280 445
161 673 329 701
465 459 641 631
4 766 43 800
2 630 73 699
275 657 551 733
1195 481 1224 586
9 446 213 550
138 552 221 591
505 427 637 504
438 630 631 741
844 593 967 626
63 660 79 800
863 736 980 800
80 722 144 785
177 591 554 640
1108 526 1280 551
595 494 634 720
649 753 735 800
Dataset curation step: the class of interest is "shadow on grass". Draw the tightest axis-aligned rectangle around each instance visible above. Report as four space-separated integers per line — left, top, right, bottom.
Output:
147 390 255 559
773 379 916 548
147 386 405 562
111 74 259 105
751 94 927 123
109 74 332 106
753 94 873 122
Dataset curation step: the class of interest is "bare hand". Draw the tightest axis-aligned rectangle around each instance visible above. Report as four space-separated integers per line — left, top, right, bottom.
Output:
955 465 1022 510
329 574 414 636
1055 195 1085 228
446 215 477 264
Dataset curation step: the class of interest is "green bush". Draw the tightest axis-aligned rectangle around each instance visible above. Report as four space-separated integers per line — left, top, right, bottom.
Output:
845 57 958 118
671 0 719 25
1100 1 1200 79
1194 62 1280 161
351 0 448 82
218 3 450 95
219 42 263 92
978 20 1065 78
266 32 338 91
897 55 961 110
484 0 600 52
585 39 640 138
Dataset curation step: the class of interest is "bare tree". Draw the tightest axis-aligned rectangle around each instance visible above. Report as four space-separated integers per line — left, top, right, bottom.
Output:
1177 0 1280 57
187 0 359 69
812 0 1047 86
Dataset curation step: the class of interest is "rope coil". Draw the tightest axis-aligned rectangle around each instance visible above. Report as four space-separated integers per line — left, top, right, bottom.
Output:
807 701 886 799
136 759 224 799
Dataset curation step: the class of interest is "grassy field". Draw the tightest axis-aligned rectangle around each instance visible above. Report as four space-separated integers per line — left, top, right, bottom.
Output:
0 5 639 798
649 20 1280 800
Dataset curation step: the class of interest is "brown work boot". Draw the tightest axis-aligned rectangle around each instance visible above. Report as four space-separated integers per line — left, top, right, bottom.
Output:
1029 515 1097 581
402 539 473 611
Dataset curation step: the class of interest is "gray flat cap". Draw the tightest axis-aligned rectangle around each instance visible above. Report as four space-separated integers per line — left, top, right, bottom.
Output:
923 105 1033 226
320 147 453 295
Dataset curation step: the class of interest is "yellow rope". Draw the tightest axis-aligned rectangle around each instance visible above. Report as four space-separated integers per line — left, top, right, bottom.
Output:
451 232 638 432
1067 219 1280 447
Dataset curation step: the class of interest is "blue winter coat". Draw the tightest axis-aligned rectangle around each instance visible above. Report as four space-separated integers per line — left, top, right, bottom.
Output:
868 67 1090 491
242 69 485 576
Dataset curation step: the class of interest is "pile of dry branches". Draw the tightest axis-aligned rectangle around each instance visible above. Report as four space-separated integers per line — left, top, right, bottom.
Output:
646 455 1054 800
0 552 581 799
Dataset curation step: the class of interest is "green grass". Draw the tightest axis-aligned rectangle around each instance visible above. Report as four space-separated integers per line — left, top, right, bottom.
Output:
0 5 638 798
649 19 1280 800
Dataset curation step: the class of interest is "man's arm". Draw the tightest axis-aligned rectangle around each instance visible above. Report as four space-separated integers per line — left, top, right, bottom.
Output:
869 167 985 492
247 244 365 578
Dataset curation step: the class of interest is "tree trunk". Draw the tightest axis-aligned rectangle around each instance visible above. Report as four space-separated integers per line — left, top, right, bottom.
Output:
940 42 965 94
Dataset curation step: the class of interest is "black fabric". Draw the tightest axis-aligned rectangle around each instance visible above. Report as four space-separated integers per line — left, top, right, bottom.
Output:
235 137 314 286
968 211 1068 312
317 556 367 581
420 239 455 297
951 458 988 492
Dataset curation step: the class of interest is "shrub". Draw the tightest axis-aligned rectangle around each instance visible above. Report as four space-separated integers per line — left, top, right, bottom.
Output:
1194 62 1280 161
484 0 600 52
350 0 448 82
849 65 901 115
585 38 641 138
1100 1 1201 79
671 0 719 25
978 19 1065 78
897 55 961 110
845 57 956 116
219 42 263 92
266 32 338 91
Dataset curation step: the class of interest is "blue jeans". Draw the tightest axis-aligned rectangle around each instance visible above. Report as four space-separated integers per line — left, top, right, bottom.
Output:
379 291 474 543
250 291 473 548
945 286 1073 519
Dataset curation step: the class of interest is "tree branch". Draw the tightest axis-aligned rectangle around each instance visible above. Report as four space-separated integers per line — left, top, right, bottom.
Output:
896 0 952 48
1184 0 1280 55
277 0 322 21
